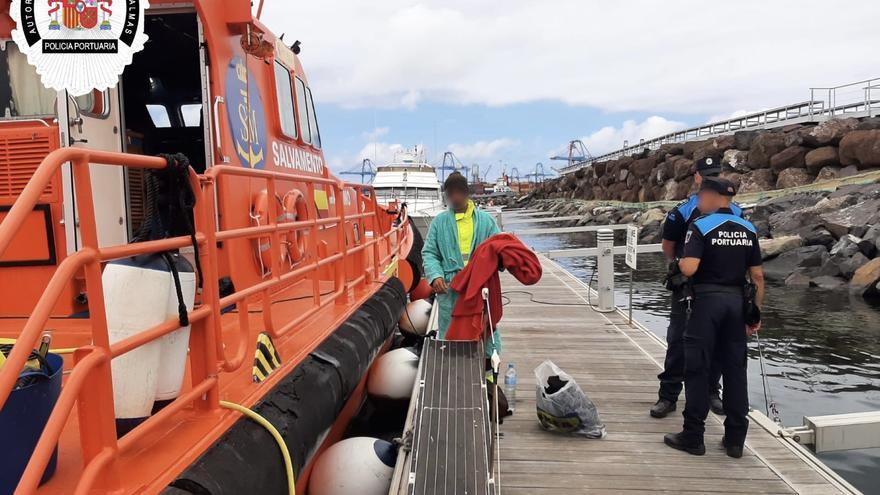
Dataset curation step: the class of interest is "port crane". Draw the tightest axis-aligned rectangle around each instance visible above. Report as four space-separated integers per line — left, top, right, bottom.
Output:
339 158 377 183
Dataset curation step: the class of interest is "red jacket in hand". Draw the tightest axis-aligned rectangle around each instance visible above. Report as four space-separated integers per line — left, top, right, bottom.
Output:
445 233 542 341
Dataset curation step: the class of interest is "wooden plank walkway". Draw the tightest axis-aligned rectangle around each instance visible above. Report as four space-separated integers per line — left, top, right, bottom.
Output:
497 255 859 495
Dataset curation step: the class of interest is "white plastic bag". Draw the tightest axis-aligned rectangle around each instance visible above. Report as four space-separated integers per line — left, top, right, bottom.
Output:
534 360 606 438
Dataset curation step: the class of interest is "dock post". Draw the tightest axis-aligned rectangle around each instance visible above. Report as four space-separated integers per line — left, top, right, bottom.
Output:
596 228 616 312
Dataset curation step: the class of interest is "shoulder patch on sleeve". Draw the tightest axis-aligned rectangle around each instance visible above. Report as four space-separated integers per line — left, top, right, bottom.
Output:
685 230 692 244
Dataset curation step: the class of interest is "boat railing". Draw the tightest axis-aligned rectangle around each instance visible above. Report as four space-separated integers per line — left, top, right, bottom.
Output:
0 149 407 493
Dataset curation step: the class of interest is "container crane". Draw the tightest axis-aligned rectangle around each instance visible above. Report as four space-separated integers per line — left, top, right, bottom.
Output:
339 158 377 183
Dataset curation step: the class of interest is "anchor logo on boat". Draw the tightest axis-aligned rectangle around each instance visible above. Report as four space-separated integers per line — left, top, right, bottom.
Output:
226 57 267 169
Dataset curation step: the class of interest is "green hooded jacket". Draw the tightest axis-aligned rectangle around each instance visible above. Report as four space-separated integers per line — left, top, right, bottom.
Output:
421 205 501 355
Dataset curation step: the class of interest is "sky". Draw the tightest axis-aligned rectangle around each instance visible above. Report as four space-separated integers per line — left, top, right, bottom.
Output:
260 0 880 181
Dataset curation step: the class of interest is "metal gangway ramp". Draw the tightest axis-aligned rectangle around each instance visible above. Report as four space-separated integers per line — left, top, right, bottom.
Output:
391 327 497 494
495 256 859 495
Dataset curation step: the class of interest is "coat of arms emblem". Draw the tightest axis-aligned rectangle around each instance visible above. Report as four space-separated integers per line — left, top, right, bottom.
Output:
10 0 149 96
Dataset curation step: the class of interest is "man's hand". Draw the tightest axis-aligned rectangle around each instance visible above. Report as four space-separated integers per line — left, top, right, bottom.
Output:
746 321 761 336
431 277 448 294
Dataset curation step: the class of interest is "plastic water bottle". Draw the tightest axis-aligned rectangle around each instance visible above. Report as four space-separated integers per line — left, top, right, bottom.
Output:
504 363 517 412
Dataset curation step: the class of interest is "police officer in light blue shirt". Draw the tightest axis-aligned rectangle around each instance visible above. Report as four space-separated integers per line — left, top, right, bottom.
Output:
651 156 742 419
663 177 765 459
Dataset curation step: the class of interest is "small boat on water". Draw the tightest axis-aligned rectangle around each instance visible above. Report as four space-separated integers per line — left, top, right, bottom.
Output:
0 0 427 493
371 146 445 236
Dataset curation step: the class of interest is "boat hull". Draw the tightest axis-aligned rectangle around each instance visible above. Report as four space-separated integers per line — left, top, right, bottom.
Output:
163 278 406 494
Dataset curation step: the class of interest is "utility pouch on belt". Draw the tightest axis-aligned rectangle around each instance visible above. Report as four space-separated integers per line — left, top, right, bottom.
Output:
664 260 689 292
743 283 760 325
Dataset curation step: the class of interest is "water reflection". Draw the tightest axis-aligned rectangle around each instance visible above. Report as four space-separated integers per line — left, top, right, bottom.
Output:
520 231 880 492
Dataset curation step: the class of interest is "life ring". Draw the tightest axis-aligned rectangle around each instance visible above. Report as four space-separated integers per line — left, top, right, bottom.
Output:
251 189 285 274
281 189 308 264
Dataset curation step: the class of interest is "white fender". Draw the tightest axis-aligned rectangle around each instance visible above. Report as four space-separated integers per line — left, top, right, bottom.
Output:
308 437 396 495
367 347 420 400
155 254 197 402
398 299 432 336
104 256 172 420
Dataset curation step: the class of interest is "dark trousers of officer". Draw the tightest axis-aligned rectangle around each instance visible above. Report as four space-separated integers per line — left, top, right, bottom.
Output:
682 289 750 446
657 291 722 402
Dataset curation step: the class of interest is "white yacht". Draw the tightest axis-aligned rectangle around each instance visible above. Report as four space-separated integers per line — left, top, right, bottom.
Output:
372 146 445 235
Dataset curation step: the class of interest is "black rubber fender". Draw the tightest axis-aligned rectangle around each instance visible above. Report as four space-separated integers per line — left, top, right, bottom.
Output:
165 277 406 494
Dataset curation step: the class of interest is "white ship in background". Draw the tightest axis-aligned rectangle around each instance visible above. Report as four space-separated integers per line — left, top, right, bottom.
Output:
372 146 445 235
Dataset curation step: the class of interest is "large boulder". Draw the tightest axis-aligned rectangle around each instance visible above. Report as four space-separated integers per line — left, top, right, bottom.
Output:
738 169 776 194
839 130 880 169
674 176 694 200
630 157 656 178
734 130 761 151
829 234 862 260
802 226 835 248
672 157 694 181
809 275 845 290
722 149 750 172
849 257 880 296
682 139 710 159
775 168 812 189
839 252 871 279
804 146 839 174
770 146 809 173
693 135 736 161
839 164 861 178
748 133 787 169
804 118 859 146
819 198 880 238
763 245 830 281
814 166 841 182
639 208 666 226
759 235 803 260
661 179 678 201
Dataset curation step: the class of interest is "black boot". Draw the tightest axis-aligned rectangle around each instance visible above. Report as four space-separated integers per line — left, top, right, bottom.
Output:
664 432 705 455
650 399 676 418
721 437 744 458
709 394 725 415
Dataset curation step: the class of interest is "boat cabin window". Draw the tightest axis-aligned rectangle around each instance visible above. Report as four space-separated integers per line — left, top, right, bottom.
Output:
0 41 56 118
273 61 298 138
306 87 321 149
294 76 311 144
121 13 206 172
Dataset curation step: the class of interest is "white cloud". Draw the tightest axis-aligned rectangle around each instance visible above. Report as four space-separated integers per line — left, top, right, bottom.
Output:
262 1 879 114
447 138 519 161
573 116 687 156
362 126 390 141
355 142 406 165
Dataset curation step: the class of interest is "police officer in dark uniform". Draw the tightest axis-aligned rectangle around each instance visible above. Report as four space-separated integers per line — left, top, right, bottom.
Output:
651 156 742 419
663 177 765 458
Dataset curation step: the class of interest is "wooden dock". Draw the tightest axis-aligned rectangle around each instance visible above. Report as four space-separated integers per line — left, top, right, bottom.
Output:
496 255 860 495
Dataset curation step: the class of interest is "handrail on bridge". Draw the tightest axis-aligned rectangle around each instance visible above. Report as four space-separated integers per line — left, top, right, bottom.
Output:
0 148 406 493
559 76 880 176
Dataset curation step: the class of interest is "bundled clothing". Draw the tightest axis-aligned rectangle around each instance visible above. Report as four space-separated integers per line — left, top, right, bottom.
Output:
446 233 542 342
422 201 500 352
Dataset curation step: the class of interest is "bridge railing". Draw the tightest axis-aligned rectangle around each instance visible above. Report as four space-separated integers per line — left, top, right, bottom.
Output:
559 77 880 176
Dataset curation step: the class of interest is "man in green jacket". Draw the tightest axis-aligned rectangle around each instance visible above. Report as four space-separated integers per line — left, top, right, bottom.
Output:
422 172 501 355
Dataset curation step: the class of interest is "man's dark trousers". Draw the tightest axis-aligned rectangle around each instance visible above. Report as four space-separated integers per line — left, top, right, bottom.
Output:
658 291 722 402
681 290 750 446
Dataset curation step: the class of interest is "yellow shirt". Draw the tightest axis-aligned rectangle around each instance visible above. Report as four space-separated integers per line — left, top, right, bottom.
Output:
455 200 475 265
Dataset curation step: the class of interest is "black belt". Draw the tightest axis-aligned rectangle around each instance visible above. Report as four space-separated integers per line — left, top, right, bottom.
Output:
693 284 743 295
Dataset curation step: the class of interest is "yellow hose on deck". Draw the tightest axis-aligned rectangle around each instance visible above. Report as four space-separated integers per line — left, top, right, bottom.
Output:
219 400 296 495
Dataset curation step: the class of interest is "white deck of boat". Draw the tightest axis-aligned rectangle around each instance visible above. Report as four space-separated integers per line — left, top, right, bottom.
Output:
496 256 859 495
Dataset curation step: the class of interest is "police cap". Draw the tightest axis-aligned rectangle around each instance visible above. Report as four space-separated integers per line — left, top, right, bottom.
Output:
699 176 737 196
695 156 722 177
